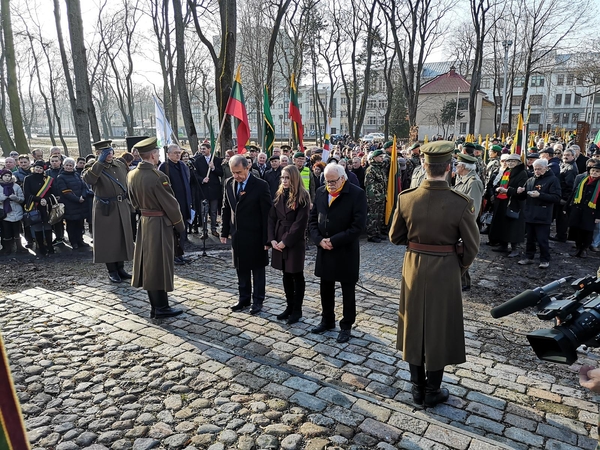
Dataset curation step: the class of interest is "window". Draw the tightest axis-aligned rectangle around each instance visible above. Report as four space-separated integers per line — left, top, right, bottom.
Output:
481 78 491 89
596 112 600 124
595 95 600 105
566 74 574 85
331 98 337 118
575 94 582 105
529 113 541 124
530 75 545 87
460 123 467 134
555 94 562 105
552 113 560 124
514 76 525 88
378 100 387 109
511 95 522 106
557 74 565 85
368 116 377 125
341 97 347 105
529 95 543 106
572 113 579 123
379 117 385 125
367 99 377 109
562 113 569 124
277 103 283 109
457 98 468 110
309 111 315 119
341 110 347 118
564 94 572 105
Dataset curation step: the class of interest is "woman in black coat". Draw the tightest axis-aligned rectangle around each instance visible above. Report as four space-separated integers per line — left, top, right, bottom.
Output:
568 163 600 257
56 158 92 249
23 161 55 256
488 155 528 256
268 165 310 324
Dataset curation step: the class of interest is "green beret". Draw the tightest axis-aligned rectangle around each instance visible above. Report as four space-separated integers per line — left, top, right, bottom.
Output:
293 152 305 159
92 140 113 152
456 153 477 164
463 142 476 149
132 137 158 153
372 150 384 157
383 141 393 149
421 141 454 163
409 142 421 151
529 146 538 151
490 145 503 152
475 144 484 151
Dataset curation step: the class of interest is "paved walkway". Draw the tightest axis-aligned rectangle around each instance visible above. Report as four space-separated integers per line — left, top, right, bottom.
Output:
2 241 600 449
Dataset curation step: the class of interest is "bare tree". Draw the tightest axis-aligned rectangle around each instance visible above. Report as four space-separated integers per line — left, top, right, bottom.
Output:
1 0 28 155
379 0 456 132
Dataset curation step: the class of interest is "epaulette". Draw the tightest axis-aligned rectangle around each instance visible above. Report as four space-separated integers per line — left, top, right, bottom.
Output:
399 187 418 196
450 189 471 203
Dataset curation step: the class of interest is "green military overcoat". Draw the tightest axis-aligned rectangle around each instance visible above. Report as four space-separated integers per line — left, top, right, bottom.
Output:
127 161 185 292
82 159 134 264
453 170 484 216
389 179 480 371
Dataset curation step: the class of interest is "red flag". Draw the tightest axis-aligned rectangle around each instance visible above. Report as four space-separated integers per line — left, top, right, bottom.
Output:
225 66 250 153
289 74 304 152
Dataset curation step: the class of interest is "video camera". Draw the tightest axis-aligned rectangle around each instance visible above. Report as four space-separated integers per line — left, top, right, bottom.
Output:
490 276 600 365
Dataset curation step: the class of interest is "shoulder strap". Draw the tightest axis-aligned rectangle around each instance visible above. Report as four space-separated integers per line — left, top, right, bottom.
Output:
102 170 127 193
36 176 53 197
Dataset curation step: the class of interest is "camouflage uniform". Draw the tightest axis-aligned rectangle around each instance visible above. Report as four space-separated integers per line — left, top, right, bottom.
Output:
410 165 427 189
365 160 388 238
476 157 487 186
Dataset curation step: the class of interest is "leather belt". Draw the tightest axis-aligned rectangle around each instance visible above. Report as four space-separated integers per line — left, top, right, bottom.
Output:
100 194 125 202
141 210 165 217
408 241 455 253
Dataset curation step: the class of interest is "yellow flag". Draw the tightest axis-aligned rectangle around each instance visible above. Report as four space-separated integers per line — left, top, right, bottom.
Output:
501 133 505 143
385 136 398 225
478 134 482 144
424 135 429 144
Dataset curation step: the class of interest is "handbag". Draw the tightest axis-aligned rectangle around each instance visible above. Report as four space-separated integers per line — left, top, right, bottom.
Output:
23 209 42 227
505 199 520 219
48 195 65 225
480 211 493 225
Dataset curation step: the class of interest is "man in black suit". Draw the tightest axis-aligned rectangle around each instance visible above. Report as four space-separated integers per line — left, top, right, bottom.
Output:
221 155 272 314
308 163 367 343
264 155 282 202
194 142 223 237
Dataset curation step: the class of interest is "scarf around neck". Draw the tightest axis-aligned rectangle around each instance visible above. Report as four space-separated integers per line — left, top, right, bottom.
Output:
1 181 14 214
574 176 600 209
326 180 346 206
497 169 510 200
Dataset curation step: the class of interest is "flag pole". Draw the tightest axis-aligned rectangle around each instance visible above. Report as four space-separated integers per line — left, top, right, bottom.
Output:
205 112 229 178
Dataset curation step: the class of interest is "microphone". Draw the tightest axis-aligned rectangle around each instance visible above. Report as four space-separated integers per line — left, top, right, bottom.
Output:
491 277 573 319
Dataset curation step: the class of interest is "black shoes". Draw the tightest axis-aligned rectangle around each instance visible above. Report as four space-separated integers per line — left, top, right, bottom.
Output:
367 236 382 243
549 235 567 242
311 322 335 334
152 306 183 319
424 388 449 408
117 269 132 280
108 272 122 283
287 312 302 324
249 303 263 315
277 308 291 320
411 385 425 405
231 302 250 312
336 329 351 343
492 246 508 252
461 285 470 292
174 257 185 265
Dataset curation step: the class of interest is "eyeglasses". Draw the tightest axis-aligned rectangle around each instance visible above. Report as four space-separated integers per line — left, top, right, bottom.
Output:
325 177 341 185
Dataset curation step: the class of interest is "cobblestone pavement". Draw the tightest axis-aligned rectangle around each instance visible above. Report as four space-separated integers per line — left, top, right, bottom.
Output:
2 239 600 450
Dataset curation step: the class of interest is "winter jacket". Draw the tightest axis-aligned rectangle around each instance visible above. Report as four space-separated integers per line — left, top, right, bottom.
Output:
56 170 92 221
0 183 25 222
517 170 561 224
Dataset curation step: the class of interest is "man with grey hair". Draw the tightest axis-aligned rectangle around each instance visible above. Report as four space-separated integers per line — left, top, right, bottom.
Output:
252 152 269 179
571 144 589 174
221 154 272 314
453 153 484 291
3 157 16 173
516 158 561 268
308 162 367 343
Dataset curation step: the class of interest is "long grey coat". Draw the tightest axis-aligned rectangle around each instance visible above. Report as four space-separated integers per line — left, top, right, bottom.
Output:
82 159 134 264
389 179 480 371
127 162 185 291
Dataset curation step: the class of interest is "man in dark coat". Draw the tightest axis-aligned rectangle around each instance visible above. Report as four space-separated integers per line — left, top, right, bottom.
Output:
128 137 185 318
264 155 282 202
540 148 560 177
308 163 367 343
516 159 561 268
572 144 588 175
83 140 135 283
159 144 192 262
552 148 578 242
221 155 272 314
388 140 480 409
194 142 223 237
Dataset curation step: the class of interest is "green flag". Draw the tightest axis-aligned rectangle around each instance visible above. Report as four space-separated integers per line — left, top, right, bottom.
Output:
263 86 275 157
209 116 215 154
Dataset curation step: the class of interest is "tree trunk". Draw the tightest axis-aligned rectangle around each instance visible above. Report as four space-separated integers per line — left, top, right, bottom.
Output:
64 0 95 155
1 0 28 154
172 0 198 152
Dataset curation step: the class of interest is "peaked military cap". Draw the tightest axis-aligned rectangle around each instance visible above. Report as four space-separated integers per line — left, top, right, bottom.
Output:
421 141 454 163
456 153 477 163
92 140 113 152
133 137 159 153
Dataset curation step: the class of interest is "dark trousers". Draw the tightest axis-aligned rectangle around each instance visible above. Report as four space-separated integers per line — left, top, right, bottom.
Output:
65 219 85 246
237 266 266 305
555 203 569 240
53 220 64 240
1 221 20 240
574 227 594 250
525 223 551 262
207 199 219 231
319 279 356 330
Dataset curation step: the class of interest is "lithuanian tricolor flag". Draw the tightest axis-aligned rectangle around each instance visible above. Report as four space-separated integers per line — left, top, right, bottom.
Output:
225 66 250 153
289 74 304 152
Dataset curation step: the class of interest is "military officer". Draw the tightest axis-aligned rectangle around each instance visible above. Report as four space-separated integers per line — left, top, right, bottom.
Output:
408 142 421 167
453 153 484 291
389 140 480 408
128 137 185 318
83 140 134 283
365 149 388 242
473 144 487 185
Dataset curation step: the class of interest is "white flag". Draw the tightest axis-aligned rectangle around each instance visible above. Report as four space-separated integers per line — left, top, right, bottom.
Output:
153 95 174 161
